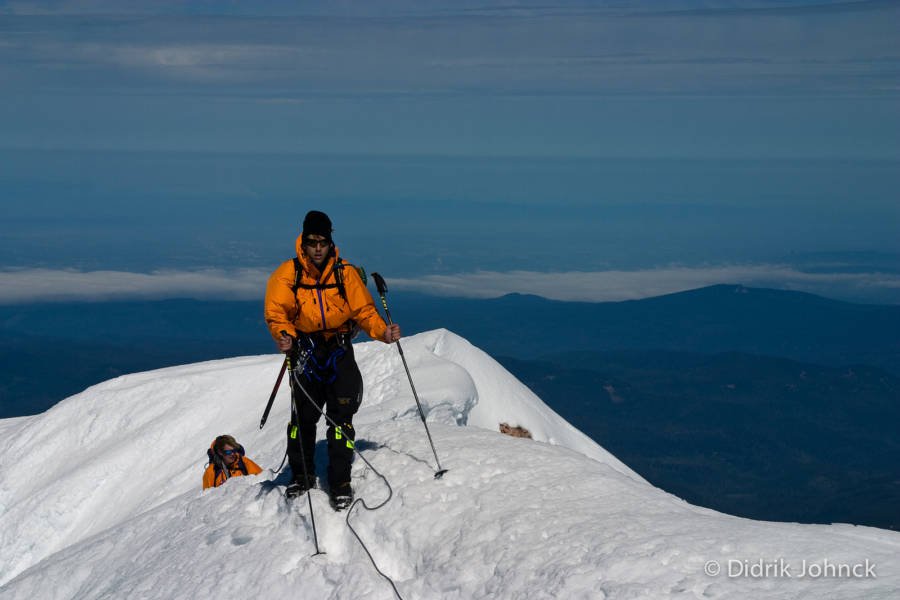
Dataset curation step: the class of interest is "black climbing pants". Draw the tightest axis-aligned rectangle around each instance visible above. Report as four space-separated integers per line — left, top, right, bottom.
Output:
287 340 362 492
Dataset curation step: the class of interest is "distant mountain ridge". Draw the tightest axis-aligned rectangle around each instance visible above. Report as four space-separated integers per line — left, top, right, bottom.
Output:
401 284 900 374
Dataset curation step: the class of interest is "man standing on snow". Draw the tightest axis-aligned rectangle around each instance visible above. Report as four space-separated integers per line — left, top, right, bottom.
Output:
264 210 401 510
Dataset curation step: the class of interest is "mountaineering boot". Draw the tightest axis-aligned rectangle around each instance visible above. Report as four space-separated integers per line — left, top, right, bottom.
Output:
329 482 354 511
285 472 316 499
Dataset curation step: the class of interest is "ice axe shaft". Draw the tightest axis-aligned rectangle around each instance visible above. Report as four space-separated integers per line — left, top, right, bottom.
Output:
259 356 288 429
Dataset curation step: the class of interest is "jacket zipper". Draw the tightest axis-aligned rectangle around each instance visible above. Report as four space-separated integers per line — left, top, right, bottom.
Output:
316 287 327 330
309 259 335 332
316 270 328 330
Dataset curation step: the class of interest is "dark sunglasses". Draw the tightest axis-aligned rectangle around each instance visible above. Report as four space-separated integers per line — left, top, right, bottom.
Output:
221 449 240 456
304 238 330 249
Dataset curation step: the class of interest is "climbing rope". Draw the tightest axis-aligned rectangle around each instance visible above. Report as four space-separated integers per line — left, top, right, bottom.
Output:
290 367 404 600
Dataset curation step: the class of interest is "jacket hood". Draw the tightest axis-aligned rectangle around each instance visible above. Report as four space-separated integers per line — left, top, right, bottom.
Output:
294 234 341 277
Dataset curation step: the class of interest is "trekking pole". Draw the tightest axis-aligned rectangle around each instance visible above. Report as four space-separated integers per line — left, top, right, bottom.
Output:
371 272 448 479
284 336 325 557
259 356 288 429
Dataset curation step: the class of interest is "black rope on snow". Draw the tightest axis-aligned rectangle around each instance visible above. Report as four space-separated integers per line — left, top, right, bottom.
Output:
345 490 401 600
266 402 290 477
290 367 405 600
267 374 294 478
271 447 289 476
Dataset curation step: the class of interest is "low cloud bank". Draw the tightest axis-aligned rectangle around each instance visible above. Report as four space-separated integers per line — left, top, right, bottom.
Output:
0 268 269 304
1 265 899 305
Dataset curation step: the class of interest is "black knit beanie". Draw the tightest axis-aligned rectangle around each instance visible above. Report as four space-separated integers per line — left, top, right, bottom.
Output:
302 210 333 243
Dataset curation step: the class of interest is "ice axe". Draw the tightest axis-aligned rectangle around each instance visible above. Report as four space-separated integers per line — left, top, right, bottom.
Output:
259 355 288 429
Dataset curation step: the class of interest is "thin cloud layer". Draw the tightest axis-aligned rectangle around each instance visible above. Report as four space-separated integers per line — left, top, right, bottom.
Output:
0 268 269 304
2 2 895 97
2 265 899 304
2 1 896 159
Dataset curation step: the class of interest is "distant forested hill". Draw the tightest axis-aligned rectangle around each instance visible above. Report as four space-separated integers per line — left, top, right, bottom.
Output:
389 284 900 375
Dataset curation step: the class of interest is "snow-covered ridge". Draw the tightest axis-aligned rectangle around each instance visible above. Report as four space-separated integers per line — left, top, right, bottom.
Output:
1 329 897 599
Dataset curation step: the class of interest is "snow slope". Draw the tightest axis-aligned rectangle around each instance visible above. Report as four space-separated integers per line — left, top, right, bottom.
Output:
0 329 897 599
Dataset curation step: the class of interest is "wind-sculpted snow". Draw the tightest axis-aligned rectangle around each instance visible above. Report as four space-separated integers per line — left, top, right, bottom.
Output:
1 329 898 599
412 329 641 479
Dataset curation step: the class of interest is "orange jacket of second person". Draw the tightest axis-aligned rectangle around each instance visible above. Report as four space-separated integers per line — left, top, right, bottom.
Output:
202 457 263 490
264 236 387 343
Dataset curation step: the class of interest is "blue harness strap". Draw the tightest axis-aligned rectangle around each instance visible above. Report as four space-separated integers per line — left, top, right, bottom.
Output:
297 334 346 385
304 346 345 384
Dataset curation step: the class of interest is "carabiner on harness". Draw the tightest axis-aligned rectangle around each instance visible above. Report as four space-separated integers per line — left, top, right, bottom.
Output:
295 334 346 385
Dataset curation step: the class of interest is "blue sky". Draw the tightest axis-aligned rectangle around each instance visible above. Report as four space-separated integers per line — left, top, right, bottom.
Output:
1 0 898 303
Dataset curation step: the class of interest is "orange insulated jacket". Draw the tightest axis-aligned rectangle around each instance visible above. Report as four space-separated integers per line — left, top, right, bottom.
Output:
264 235 387 343
202 457 263 489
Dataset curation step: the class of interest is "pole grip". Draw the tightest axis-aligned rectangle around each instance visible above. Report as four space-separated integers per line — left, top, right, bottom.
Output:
372 272 388 296
371 272 395 324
